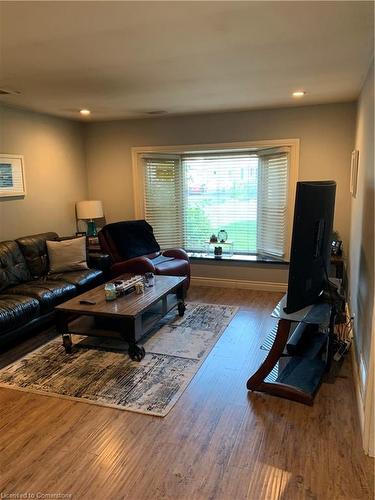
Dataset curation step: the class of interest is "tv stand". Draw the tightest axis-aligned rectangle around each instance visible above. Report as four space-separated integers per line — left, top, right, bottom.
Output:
247 294 333 405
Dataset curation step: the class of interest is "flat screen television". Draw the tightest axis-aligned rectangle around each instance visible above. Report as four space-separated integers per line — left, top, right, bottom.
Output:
284 180 336 314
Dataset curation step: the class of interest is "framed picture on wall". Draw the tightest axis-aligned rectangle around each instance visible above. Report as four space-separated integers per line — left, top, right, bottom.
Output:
0 154 26 197
350 150 359 198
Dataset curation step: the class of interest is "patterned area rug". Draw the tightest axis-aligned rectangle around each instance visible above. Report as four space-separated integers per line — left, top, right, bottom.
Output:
0 303 238 416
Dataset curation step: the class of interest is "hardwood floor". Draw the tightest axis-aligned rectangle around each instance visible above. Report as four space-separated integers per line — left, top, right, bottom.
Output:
0 286 373 500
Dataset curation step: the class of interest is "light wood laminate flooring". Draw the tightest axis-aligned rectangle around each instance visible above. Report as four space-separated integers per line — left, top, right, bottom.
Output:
0 287 373 499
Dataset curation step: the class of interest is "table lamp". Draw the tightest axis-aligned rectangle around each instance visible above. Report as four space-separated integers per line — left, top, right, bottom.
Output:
76 200 104 236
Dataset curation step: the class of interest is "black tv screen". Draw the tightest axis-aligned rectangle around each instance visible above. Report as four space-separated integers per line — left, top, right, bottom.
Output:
285 181 336 314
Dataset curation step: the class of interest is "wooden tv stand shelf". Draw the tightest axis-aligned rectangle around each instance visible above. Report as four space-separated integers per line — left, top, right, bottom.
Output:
247 294 333 405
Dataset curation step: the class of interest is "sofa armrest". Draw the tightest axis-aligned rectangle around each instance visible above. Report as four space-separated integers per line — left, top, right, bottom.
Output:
162 248 190 262
111 256 156 278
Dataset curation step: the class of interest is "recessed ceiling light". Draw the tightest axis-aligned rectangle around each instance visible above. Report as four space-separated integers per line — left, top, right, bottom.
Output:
0 88 21 95
292 91 307 98
79 109 91 116
146 110 167 116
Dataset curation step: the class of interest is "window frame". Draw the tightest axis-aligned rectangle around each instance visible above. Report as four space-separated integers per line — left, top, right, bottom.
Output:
132 139 300 260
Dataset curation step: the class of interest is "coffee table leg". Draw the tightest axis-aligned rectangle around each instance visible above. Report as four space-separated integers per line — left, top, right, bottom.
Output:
56 310 73 354
177 284 186 317
128 343 146 362
62 334 73 354
123 317 145 362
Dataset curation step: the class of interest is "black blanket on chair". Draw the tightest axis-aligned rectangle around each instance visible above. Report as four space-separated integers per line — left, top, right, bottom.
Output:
101 220 160 261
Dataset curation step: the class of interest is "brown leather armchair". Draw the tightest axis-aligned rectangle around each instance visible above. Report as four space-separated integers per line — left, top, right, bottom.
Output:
98 220 191 288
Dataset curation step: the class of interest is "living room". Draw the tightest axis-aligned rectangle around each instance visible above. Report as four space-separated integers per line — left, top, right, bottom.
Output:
0 1 374 499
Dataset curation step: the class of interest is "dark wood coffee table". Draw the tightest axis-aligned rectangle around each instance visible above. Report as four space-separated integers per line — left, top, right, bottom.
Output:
55 274 187 361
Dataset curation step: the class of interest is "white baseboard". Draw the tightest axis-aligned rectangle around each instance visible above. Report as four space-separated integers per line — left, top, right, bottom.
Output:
351 346 365 434
191 276 287 292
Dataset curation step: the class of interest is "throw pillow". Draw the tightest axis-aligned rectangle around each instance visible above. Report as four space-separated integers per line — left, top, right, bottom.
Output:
47 237 88 273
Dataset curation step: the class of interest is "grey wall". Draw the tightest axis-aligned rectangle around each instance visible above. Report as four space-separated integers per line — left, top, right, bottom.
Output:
0 101 357 286
0 104 87 240
349 61 374 392
85 102 356 249
85 102 356 283
191 260 289 287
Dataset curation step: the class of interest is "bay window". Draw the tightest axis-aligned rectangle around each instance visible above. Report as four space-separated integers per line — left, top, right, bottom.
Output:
134 141 298 260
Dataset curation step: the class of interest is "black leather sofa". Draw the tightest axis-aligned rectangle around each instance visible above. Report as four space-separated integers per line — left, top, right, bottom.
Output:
0 232 105 348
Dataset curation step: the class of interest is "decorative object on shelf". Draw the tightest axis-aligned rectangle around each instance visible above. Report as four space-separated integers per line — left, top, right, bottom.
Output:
104 282 117 301
209 234 218 243
331 230 343 257
86 235 101 254
144 272 155 287
218 229 228 243
0 154 26 198
112 276 144 297
205 240 234 258
76 200 104 237
135 282 145 295
87 236 99 246
350 150 359 197
331 240 343 257
214 246 223 258
331 231 342 257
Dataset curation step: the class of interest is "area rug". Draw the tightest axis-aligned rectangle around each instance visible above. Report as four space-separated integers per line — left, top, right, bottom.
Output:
0 303 238 416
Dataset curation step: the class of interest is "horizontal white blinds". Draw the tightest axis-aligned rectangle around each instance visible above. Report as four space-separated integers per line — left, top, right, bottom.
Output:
143 157 183 249
257 152 289 257
142 149 290 257
182 154 258 253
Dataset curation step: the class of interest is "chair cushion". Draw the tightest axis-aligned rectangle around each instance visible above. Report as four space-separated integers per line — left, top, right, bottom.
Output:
0 241 31 292
49 269 102 290
6 280 76 313
0 294 40 334
154 258 190 277
16 232 58 278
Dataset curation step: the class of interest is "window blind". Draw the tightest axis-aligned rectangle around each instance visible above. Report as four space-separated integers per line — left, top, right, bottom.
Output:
142 148 290 258
181 154 258 253
257 149 289 257
143 156 183 249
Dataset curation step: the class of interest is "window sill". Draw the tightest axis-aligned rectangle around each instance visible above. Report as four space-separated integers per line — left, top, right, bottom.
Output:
187 252 289 265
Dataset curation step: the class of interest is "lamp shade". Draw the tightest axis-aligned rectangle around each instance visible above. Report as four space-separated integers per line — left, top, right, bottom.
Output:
76 200 104 220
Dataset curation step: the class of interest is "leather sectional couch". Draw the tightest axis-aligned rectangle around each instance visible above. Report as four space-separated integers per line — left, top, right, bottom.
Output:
0 232 104 347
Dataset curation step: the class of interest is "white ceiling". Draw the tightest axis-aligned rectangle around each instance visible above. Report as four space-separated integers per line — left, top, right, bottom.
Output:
0 1 373 121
